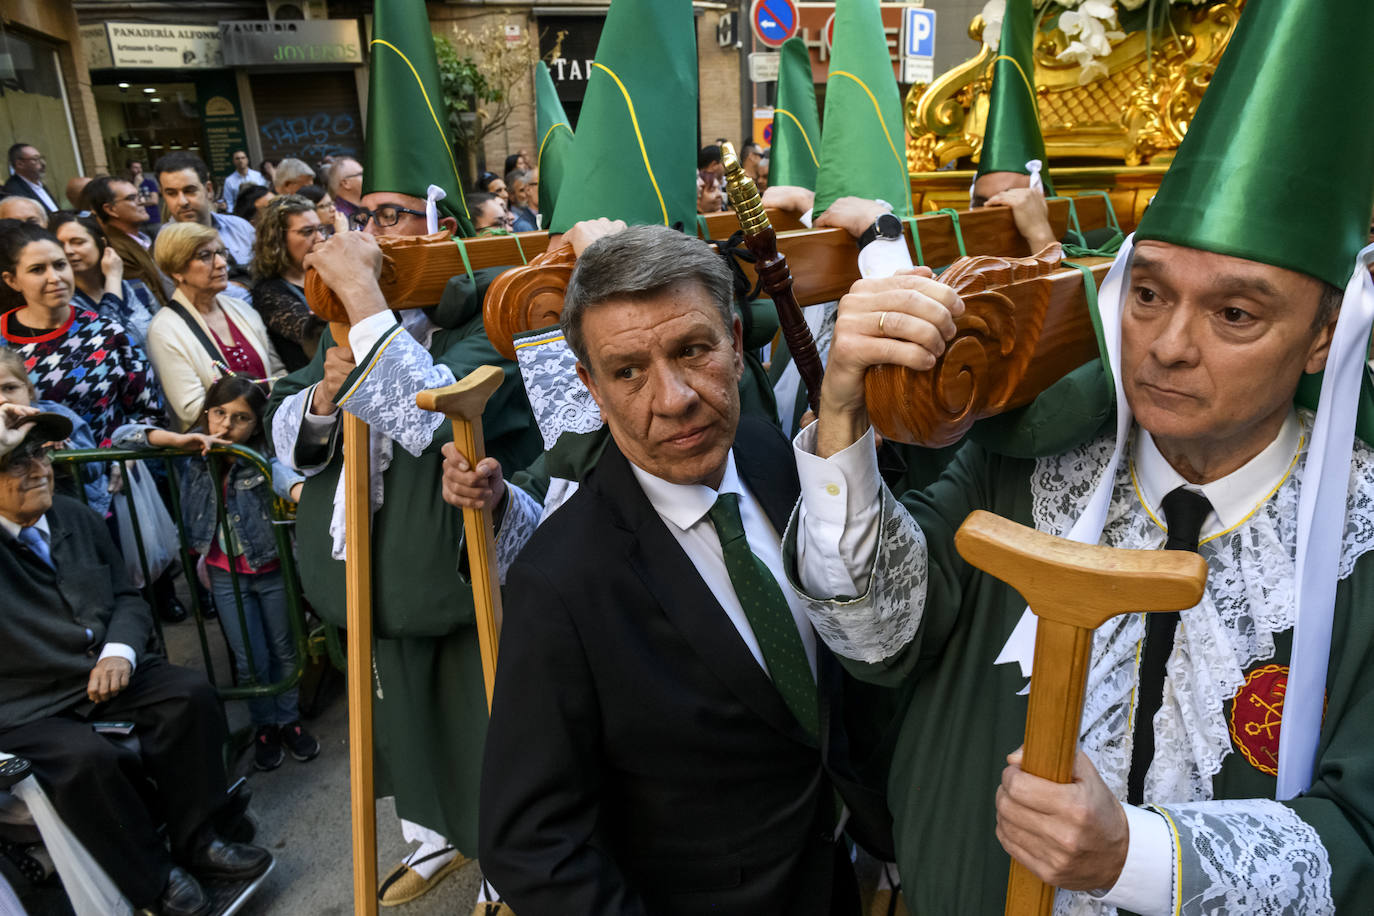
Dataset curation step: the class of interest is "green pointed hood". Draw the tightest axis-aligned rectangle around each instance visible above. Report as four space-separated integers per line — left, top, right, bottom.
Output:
1136 1 1374 289
770 37 821 191
976 0 1053 194
548 0 697 233
534 61 574 219
813 0 913 218
365 0 473 236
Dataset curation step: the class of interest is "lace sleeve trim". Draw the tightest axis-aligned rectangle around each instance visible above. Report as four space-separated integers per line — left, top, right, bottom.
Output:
782 486 927 664
1152 800 1333 916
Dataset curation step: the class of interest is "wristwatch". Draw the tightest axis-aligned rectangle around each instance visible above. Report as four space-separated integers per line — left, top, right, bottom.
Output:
857 212 903 250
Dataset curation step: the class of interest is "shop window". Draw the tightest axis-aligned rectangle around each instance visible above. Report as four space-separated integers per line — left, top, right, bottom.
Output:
0 28 83 207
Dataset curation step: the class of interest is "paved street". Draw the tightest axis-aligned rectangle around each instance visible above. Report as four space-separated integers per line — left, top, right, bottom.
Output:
168 615 484 916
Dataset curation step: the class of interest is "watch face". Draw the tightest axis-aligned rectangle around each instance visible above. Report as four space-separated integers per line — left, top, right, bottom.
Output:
876 213 903 238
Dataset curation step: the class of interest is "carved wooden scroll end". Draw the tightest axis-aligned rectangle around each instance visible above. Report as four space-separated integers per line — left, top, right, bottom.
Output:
483 243 579 360
865 245 1063 447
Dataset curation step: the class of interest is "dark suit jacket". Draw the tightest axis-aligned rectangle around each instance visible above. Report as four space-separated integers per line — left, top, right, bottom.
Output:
104 224 171 307
1 174 57 212
0 495 154 729
479 418 892 916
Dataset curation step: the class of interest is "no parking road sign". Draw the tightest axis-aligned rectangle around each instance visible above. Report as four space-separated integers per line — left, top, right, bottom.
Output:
750 0 799 50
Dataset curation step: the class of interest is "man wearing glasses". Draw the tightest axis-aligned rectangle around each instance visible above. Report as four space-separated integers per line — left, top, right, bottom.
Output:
326 156 364 223
0 404 273 915
2 144 58 214
154 152 256 301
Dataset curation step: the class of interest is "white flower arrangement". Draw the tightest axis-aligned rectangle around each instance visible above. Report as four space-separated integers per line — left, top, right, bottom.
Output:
981 0 1209 84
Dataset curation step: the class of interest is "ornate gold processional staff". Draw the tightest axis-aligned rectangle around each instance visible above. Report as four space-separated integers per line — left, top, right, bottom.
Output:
719 141 825 414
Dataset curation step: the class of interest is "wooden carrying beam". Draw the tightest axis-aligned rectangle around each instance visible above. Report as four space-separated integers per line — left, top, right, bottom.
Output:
954 511 1208 916
303 200 1085 326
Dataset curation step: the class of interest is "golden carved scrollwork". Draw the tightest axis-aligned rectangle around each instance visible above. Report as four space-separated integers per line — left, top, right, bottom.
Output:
905 1 1245 172
864 246 1066 448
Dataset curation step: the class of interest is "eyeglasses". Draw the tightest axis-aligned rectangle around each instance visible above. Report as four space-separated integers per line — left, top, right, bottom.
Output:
293 224 334 240
116 193 140 204
207 406 256 429
190 247 229 265
349 204 425 230
16 155 44 164
337 171 363 183
1 444 53 477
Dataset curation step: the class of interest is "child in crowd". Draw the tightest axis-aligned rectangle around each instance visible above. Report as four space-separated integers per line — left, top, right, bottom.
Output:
114 375 319 771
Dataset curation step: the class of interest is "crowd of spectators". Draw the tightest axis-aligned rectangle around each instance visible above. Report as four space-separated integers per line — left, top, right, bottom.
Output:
0 140 349 911
0 136 627 912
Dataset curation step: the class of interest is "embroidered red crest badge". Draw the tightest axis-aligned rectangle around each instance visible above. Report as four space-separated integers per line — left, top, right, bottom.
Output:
1228 664 1287 776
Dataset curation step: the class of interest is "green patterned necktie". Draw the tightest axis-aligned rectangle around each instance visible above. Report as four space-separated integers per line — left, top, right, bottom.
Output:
708 491 819 741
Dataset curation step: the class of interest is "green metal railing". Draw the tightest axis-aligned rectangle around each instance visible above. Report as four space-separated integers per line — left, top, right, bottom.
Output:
52 444 333 703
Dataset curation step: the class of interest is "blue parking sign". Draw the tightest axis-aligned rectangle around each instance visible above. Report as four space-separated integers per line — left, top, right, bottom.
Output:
904 8 936 59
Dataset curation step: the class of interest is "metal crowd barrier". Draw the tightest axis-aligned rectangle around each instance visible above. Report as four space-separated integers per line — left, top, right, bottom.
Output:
51 444 342 705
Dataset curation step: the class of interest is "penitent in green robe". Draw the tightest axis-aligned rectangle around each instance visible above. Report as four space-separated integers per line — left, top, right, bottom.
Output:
787 364 1374 915
266 267 542 854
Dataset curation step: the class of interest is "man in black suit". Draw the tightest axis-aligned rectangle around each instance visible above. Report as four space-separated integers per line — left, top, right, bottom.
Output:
2 144 58 214
474 226 891 915
0 405 271 915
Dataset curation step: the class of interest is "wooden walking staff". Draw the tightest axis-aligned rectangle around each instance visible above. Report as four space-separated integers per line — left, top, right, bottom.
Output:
953 510 1208 916
415 366 506 711
326 317 380 916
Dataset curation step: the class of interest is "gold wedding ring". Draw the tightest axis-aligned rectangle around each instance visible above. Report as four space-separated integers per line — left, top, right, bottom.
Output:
879 311 888 336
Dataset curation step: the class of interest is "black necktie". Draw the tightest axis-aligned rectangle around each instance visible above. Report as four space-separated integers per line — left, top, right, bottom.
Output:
1126 486 1212 804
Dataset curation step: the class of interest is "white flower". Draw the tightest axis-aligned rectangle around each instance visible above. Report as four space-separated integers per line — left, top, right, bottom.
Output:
981 0 1006 50
1057 3 1126 83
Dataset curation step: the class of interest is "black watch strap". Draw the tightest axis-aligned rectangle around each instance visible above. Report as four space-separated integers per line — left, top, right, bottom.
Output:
857 212 903 250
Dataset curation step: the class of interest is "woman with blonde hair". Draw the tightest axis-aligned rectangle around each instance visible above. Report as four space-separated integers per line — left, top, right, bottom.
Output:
250 194 329 371
144 221 283 430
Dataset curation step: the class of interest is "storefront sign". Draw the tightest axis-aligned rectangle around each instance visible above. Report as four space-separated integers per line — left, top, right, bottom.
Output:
220 20 362 67
795 3 920 84
196 73 250 179
536 15 606 103
84 22 224 70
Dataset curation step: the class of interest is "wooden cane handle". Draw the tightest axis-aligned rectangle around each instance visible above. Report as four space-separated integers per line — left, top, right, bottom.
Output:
954 510 1208 628
415 365 505 421
953 510 1207 916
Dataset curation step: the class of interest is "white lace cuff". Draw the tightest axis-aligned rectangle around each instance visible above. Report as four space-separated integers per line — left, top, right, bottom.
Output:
335 324 454 457
784 484 926 664
1091 805 1173 916
1151 799 1334 916
496 483 543 584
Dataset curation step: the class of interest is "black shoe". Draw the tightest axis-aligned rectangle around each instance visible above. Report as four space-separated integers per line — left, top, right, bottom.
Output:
160 865 210 916
280 721 320 762
158 597 188 624
253 725 284 771
185 836 272 882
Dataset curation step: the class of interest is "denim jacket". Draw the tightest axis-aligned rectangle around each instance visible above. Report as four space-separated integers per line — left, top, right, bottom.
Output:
111 424 302 571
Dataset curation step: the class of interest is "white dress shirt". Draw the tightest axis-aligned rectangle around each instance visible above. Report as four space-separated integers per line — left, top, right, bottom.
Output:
632 450 818 680
792 411 1305 916
20 176 57 212
0 513 136 670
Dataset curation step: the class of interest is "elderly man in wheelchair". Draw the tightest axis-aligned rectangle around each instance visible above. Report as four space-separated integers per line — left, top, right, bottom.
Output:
0 404 271 915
